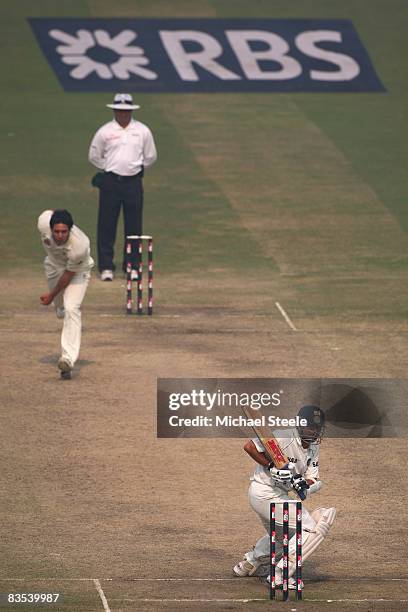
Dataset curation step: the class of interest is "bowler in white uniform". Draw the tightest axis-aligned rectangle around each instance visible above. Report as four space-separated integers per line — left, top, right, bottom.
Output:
38 209 94 379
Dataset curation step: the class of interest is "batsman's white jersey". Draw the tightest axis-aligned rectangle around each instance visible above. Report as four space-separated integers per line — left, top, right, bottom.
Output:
251 428 320 493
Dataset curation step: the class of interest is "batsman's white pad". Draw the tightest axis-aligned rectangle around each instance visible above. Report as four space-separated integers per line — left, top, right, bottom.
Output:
277 531 299 577
310 506 332 523
301 507 336 563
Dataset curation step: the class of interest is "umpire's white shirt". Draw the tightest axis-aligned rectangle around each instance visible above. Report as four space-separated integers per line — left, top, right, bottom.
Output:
88 118 157 176
38 210 94 273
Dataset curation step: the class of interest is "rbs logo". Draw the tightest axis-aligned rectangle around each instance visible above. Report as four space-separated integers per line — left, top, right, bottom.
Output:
29 18 384 93
160 30 361 83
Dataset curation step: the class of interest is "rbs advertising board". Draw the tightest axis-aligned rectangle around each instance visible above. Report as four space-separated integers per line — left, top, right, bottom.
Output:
29 18 384 93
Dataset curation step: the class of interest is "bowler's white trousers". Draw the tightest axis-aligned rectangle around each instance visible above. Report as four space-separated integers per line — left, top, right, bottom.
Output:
45 260 90 367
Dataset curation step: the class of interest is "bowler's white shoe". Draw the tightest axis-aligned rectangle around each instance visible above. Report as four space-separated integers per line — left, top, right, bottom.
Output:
58 357 72 373
130 269 138 281
100 269 113 281
58 357 73 380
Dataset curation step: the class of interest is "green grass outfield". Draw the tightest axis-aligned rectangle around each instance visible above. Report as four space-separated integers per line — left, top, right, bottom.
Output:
0 0 407 324
1 0 407 285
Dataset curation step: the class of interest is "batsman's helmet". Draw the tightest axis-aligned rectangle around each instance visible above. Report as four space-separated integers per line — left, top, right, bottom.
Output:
297 405 325 444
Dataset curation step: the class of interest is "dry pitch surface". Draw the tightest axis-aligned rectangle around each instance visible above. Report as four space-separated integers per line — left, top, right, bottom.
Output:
1 270 407 611
1 0 408 609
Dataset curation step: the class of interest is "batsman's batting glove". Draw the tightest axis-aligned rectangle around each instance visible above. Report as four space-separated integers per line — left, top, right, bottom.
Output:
269 466 293 483
290 474 309 496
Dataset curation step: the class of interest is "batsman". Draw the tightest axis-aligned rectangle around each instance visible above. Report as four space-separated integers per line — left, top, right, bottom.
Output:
233 405 336 590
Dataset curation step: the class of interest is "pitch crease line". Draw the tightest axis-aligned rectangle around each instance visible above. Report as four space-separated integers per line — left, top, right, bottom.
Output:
275 302 298 331
315 599 408 603
93 578 111 612
114 598 408 604
121 598 267 603
1 577 407 582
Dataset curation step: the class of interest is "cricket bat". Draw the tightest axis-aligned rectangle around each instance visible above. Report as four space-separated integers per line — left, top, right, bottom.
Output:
241 405 306 500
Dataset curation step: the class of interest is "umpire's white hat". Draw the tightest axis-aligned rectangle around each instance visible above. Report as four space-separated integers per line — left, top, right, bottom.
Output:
107 93 140 110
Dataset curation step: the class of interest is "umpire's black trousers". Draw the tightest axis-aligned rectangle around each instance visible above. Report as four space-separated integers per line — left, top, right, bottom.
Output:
97 171 143 272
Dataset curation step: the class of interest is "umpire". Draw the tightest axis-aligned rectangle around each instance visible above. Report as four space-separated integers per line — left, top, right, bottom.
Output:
88 93 157 281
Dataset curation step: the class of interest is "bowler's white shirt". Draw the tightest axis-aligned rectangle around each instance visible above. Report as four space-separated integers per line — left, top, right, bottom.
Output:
38 210 94 273
251 428 320 490
88 119 157 176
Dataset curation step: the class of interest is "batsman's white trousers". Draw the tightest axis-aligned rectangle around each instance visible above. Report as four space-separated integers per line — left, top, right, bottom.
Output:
45 261 90 367
245 481 316 570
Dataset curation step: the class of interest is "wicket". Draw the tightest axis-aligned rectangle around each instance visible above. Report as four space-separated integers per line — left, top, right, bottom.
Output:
270 500 302 601
125 235 153 315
